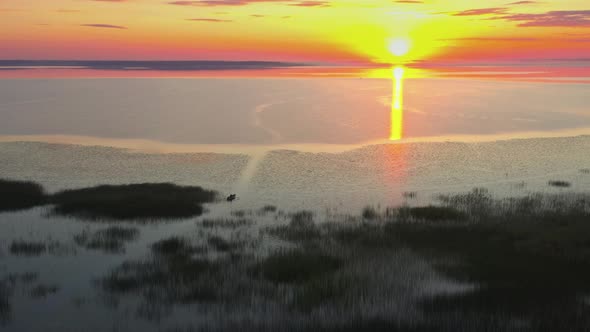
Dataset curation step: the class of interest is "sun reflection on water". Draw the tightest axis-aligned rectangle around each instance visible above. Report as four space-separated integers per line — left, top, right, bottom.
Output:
390 66 405 141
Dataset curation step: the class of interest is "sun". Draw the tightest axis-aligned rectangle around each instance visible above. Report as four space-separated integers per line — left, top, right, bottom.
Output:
388 38 411 57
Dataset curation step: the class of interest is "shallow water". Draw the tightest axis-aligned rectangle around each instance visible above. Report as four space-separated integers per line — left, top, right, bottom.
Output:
0 76 589 145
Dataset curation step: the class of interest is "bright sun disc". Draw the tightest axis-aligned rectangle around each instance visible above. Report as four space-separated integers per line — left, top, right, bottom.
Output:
388 39 410 57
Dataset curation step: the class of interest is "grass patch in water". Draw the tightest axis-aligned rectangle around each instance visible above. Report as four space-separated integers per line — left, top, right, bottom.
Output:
548 180 571 188
199 218 255 229
0 179 47 212
29 284 59 299
398 205 466 222
74 226 139 253
257 249 342 284
50 183 217 221
9 241 46 256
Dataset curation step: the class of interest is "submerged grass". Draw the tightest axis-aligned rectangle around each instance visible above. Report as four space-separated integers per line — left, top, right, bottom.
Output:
257 249 343 284
0 179 47 212
74 226 140 253
9 241 46 256
548 180 572 188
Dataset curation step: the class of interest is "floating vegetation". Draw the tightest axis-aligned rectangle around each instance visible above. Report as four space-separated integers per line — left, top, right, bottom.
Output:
289 210 314 228
151 236 207 256
548 180 572 188
0 278 12 325
102 237 220 306
74 226 140 253
29 284 59 299
402 191 417 199
0 179 47 212
259 205 278 214
256 249 342 284
398 205 466 222
361 206 378 220
9 241 46 256
199 218 255 229
50 183 217 221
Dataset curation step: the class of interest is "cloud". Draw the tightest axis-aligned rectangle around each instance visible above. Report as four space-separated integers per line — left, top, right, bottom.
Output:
497 10 590 27
506 1 538 5
439 37 539 42
80 24 128 29
186 18 233 22
289 1 330 6
451 7 508 16
168 0 329 6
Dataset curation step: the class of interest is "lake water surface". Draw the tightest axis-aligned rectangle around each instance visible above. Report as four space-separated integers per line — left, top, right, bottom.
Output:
1 65 590 331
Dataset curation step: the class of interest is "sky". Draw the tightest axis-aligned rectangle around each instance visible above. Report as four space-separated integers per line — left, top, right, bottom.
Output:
1 0 589 65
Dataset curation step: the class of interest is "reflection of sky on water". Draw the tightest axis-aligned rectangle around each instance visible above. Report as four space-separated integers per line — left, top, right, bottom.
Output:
0 75 589 146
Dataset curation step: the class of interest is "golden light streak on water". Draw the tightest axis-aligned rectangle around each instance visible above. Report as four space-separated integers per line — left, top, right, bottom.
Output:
390 66 405 141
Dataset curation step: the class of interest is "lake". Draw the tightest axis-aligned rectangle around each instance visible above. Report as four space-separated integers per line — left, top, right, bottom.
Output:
1 64 590 331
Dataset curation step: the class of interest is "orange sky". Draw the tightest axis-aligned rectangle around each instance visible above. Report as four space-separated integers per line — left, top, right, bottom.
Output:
1 0 589 64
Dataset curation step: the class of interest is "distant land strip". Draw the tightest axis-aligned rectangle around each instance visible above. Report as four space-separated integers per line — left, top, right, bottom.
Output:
0 60 309 71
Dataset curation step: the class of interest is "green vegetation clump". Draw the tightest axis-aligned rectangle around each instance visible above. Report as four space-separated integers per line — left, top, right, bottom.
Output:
257 250 342 284
0 179 47 212
361 206 378 220
207 235 238 252
74 226 139 253
398 205 466 222
0 278 12 325
290 211 314 228
9 241 46 256
28 284 59 299
262 205 278 213
151 237 199 256
200 218 255 229
548 180 571 188
50 183 217 220
103 238 218 303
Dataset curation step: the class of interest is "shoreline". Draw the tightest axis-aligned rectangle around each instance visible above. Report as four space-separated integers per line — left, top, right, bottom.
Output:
1 129 590 155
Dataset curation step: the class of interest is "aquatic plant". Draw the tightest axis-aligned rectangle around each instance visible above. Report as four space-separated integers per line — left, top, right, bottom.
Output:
51 183 217 220
74 226 139 253
0 179 46 212
548 180 571 188
9 241 46 256
256 249 342 284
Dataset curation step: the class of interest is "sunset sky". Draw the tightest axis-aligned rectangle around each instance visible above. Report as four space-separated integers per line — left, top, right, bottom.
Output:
1 0 589 65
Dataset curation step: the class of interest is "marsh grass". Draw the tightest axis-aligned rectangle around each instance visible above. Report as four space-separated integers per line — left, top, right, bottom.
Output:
50 183 217 221
9 241 46 256
74 226 139 253
200 218 255 229
94 188 590 331
361 206 378 220
260 205 278 213
0 179 47 212
0 278 12 325
548 180 572 188
102 236 220 306
397 205 466 222
256 249 343 284
29 284 59 299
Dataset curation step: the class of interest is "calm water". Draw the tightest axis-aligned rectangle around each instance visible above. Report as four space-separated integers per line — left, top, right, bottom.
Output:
1 66 590 331
0 68 589 146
